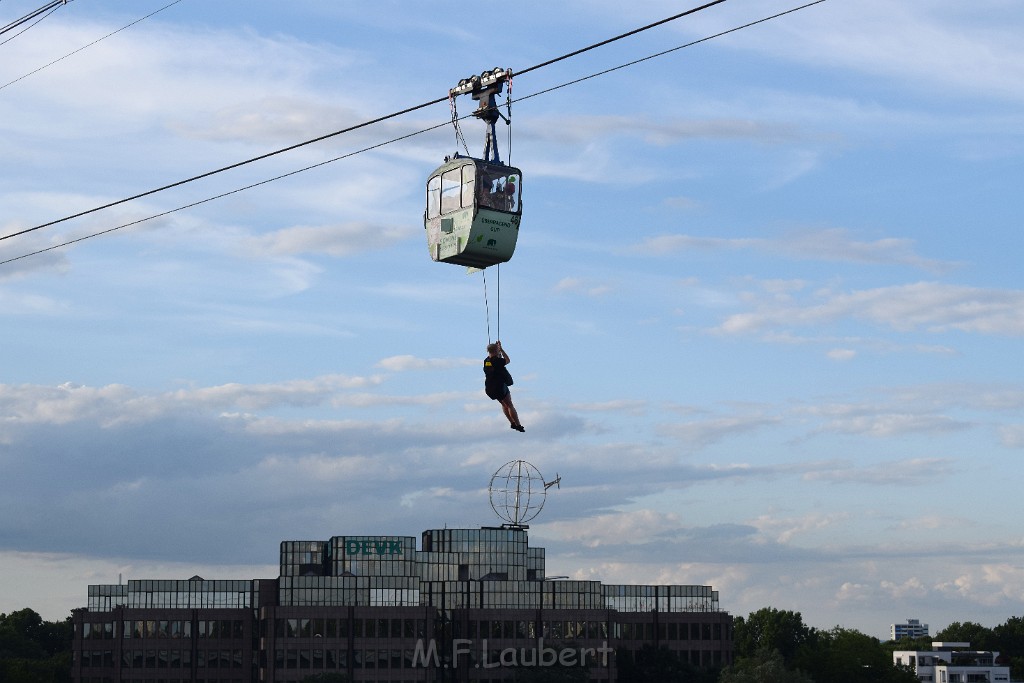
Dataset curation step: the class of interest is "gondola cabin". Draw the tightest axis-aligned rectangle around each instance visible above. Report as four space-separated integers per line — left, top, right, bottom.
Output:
425 155 522 269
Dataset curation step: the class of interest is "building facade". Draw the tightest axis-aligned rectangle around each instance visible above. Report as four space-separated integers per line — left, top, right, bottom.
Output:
891 618 930 641
893 642 1010 683
72 526 733 682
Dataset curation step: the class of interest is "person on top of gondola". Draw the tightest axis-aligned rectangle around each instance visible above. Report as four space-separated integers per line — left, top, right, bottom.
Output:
484 340 524 432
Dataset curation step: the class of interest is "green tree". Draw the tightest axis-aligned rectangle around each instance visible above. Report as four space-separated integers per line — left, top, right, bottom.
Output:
719 647 814 683
934 621 994 650
0 608 46 659
0 609 73 683
733 608 817 666
795 626 918 683
882 636 933 653
993 616 1024 680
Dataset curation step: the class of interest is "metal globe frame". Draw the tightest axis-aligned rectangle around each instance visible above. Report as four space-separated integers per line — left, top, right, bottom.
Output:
488 459 547 527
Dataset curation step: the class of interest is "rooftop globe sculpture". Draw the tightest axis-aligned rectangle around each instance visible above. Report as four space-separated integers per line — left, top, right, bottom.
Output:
488 459 560 527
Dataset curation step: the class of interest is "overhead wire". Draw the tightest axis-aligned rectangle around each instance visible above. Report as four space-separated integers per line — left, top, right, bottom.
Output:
0 92 450 245
0 0 185 92
0 118 456 266
515 0 826 105
513 0 726 79
0 0 70 40
505 73 513 167
0 0 828 265
0 0 736 248
0 8 59 47
0 0 66 46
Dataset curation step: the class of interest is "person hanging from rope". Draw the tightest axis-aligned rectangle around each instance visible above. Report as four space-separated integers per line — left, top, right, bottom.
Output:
484 340 524 432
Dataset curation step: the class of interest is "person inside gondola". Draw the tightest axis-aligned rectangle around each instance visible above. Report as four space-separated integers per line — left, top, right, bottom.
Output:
477 170 516 212
484 341 524 432
502 175 518 212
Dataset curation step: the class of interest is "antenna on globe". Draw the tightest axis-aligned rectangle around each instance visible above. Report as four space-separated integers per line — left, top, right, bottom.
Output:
488 460 561 529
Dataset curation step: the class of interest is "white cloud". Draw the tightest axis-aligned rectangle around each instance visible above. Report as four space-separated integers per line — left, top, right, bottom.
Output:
999 425 1024 448
659 413 781 449
929 563 1024 607
524 114 803 148
0 286 66 313
245 222 410 258
685 0 1024 103
822 413 970 438
894 516 961 532
881 576 929 600
376 355 478 372
542 509 685 548
779 228 958 273
171 97 369 145
0 550 279 621
2 21 357 126
716 282 1024 337
552 277 613 297
663 196 701 210
0 376 391 427
566 399 647 415
749 511 849 545
632 234 760 254
835 581 871 604
632 228 955 273
799 458 956 486
177 375 383 410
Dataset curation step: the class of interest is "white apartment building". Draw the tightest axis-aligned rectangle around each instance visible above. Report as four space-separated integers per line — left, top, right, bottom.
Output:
893 642 1010 683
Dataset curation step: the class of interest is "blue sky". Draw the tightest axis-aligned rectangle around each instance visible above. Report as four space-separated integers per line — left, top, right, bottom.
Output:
2 0 1023 640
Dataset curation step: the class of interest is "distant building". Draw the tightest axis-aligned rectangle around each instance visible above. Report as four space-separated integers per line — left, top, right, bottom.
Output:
893 641 1010 683
891 618 929 641
71 525 734 681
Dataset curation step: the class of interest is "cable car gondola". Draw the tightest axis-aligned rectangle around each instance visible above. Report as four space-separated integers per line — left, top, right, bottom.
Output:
425 68 522 270
425 155 521 269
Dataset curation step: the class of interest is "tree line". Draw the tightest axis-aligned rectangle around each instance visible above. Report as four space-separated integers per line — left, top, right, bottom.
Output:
0 608 72 683
722 608 1024 683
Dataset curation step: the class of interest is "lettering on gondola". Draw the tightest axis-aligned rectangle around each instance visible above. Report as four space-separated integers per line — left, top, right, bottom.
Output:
439 233 459 256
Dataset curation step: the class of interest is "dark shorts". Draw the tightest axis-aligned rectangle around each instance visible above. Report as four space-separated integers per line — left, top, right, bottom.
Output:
485 384 508 401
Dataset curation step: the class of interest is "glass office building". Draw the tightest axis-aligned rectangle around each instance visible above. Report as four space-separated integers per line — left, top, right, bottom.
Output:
73 526 733 682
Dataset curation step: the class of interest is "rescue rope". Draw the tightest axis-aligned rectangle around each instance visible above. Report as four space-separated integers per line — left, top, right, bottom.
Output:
483 269 491 343
482 264 500 344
